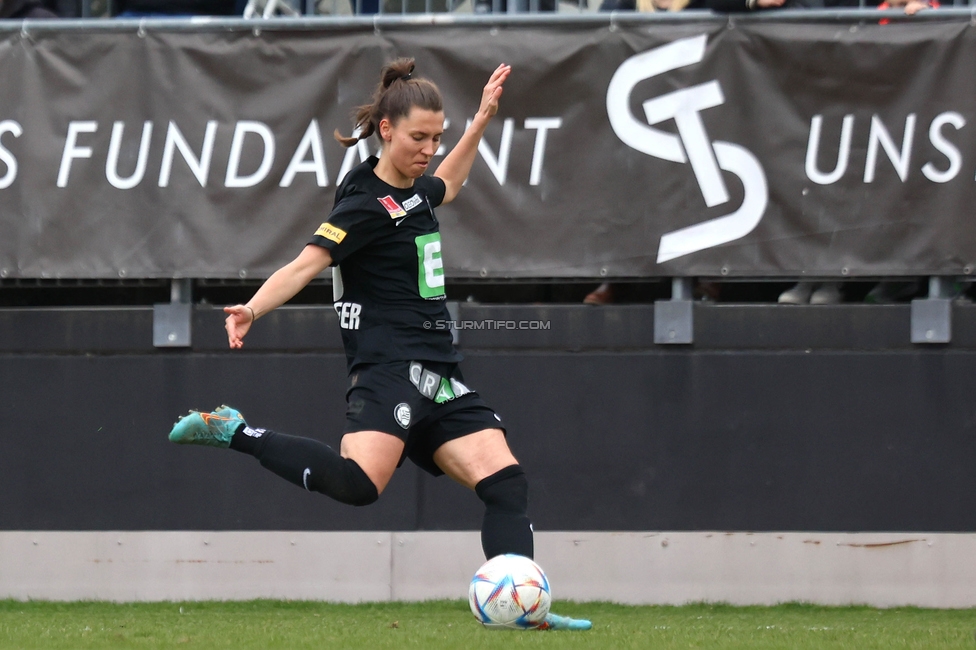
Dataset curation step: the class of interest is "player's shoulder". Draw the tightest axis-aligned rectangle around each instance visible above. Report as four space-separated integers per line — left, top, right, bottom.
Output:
332 166 388 218
335 157 384 201
412 174 446 207
415 174 445 196
331 191 377 217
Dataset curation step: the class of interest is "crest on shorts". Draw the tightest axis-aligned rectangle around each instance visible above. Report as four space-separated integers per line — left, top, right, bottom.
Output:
394 403 411 429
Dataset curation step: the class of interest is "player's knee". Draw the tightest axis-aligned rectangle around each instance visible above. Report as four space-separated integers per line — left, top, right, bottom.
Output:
475 464 528 515
306 457 379 507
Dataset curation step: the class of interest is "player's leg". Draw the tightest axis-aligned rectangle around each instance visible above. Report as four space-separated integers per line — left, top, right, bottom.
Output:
434 428 591 631
432 428 532 559
169 364 415 505
169 407 401 505
240 426 403 501
339 430 404 494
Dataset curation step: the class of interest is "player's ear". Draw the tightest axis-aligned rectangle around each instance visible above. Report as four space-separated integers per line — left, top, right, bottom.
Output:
378 117 393 143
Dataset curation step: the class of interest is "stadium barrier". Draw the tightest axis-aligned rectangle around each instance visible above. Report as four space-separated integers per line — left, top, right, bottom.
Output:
5 13 975 341
4 14 976 605
4 530 976 606
3 13 976 280
2 304 976 604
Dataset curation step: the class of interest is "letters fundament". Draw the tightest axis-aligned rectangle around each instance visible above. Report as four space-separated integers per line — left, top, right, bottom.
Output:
0 117 563 191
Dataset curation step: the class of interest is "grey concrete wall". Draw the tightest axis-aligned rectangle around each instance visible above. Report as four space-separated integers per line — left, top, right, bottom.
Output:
3 531 975 608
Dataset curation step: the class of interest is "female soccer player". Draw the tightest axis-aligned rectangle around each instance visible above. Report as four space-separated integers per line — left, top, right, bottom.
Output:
168 58 590 631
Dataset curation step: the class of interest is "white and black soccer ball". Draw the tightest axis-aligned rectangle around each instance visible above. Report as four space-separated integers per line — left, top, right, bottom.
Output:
468 554 551 629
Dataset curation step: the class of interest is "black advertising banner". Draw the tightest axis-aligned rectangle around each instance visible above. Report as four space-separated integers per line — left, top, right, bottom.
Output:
2 17 976 279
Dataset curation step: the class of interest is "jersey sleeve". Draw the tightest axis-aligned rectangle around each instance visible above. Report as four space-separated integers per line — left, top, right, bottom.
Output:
418 175 447 208
308 197 381 265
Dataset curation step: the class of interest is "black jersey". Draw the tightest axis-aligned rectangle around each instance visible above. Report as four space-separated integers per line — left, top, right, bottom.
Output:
309 156 461 371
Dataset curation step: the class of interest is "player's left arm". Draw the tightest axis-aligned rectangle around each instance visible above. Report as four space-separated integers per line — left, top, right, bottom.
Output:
223 244 332 349
435 63 511 205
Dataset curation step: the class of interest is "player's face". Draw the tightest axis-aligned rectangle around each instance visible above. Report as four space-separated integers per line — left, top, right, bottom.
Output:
380 107 445 182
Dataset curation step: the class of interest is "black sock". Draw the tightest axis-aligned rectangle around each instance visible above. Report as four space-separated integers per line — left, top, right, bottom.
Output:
230 426 378 507
475 464 534 559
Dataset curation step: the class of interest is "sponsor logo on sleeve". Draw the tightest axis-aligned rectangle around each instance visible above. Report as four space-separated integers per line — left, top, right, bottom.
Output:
314 222 347 243
378 195 407 218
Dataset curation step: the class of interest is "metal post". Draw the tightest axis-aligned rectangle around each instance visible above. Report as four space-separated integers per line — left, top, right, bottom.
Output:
655 277 694 345
910 276 951 344
154 279 193 348
170 277 191 304
671 275 692 301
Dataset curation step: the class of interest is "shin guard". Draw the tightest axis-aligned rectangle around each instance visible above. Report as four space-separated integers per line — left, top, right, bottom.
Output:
475 464 533 559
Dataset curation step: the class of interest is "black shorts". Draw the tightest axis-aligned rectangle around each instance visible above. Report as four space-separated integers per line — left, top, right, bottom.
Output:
343 360 505 476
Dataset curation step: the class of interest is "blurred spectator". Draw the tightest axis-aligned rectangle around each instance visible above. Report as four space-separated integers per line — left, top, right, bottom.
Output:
583 282 613 305
778 281 842 305
340 0 510 15
878 0 937 22
863 280 921 303
599 0 685 12
685 0 826 10
583 280 719 305
0 0 58 17
115 0 235 16
472 0 555 13
347 0 378 13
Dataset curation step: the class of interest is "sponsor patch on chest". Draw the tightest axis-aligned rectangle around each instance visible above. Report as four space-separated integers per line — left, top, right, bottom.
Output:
378 195 406 218
402 194 423 211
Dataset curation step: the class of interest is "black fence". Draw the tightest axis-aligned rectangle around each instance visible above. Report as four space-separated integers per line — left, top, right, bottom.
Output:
3 14 976 534
2 303 976 532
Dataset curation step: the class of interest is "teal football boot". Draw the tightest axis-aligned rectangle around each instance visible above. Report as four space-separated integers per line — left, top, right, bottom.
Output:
537 612 592 631
168 405 245 448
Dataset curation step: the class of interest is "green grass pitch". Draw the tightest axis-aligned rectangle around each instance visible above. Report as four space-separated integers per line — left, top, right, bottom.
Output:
2 600 975 649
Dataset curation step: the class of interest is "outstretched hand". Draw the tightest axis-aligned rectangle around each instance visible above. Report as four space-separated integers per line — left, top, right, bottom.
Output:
434 63 513 204
476 64 511 122
224 304 253 349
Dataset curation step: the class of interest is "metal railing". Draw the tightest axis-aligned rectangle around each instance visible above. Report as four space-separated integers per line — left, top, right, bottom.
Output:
3 5 975 27
0 0 961 21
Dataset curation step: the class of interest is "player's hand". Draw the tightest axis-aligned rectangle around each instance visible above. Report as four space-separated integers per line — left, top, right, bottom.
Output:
476 64 511 122
904 0 926 14
224 305 254 349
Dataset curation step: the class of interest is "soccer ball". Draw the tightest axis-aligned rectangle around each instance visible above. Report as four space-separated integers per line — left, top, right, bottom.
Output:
468 554 551 629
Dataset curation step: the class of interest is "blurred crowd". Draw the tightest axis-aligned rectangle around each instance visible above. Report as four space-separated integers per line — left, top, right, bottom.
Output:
0 0 938 20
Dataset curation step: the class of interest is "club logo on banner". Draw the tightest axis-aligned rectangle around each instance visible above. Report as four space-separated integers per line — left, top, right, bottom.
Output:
606 34 769 264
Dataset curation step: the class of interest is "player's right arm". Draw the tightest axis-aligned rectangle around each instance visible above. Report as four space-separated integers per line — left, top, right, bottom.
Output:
224 244 333 349
435 63 510 205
